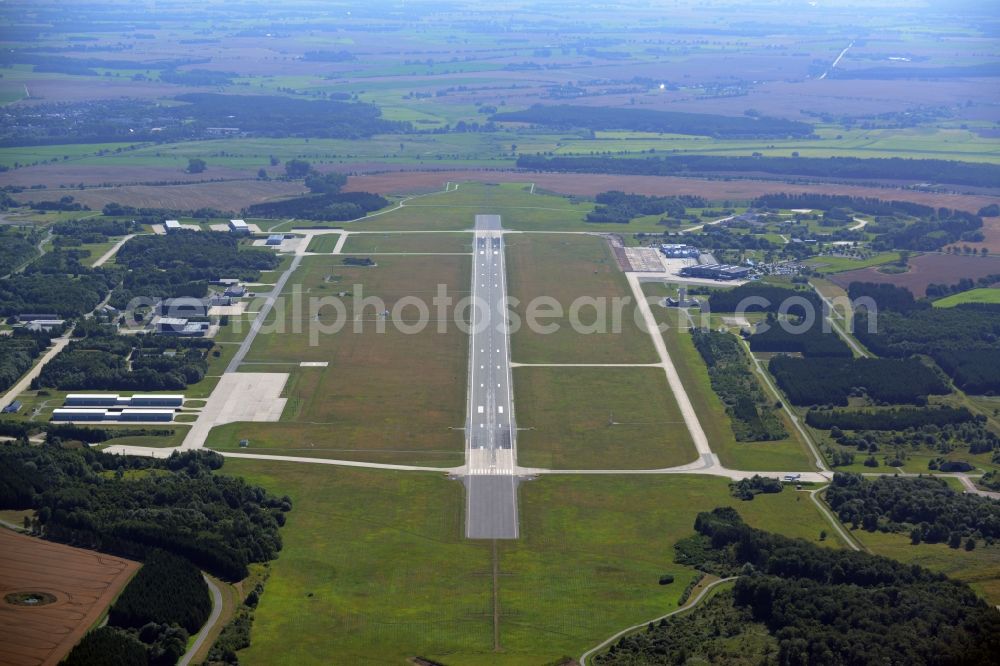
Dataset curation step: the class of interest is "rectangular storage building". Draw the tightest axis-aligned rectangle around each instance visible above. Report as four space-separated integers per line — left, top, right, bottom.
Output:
51 408 109 422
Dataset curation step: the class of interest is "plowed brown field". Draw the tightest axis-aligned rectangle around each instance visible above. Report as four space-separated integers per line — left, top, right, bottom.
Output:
0 529 139 666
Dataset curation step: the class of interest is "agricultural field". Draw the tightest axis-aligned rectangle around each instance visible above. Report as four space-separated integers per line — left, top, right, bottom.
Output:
221 459 843 664
513 367 697 470
207 254 469 466
830 253 1000 297
506 233 656 364
0 529 140 666
932 287 1000 307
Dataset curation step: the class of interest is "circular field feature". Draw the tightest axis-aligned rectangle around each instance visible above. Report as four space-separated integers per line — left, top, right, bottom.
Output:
4 591 58 607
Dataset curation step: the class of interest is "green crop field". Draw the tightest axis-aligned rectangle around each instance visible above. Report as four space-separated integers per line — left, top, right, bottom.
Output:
932 287 1000 307
221 458 843 664
514 366 697 470
506 233 656 364
207 254 469 466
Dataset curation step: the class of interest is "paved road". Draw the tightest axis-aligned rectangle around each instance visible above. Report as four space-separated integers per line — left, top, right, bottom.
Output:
178 574 223 666
0 332 72 409
92 233 136 267
464 214 520 539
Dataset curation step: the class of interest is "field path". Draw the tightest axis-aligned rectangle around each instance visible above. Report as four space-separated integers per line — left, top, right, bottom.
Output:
91 233 136 267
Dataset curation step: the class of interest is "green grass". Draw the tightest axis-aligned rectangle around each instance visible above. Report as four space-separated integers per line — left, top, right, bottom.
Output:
207 254 469 466
304 234 343 253
220 459 844 664
641 283 817 472
514 367 697 470
343 231 474 254
506 234 656 364
932 287 1000 308
852 529 1000 605
805 251 903 274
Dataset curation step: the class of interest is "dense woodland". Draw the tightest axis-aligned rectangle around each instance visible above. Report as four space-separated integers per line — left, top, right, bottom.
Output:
691 330 786 441
109 550 211 634
245 190 388 221
493 104 813 137
854 298 1000 394
622 507 1000 666
805 406 974 431
0 272 114 317
707 283 823 316
585 191 706 224
0 328 59 392
0 229 39 275
748 315 852 357
0 445 289 581
768 356 950 406
36 331 211 391
827 473 1000 544
517 154 1000 188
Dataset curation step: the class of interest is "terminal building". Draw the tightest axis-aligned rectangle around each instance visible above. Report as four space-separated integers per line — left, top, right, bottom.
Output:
678 264 752 280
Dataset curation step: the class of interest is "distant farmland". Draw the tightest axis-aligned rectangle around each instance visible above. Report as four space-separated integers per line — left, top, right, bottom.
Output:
830 253 1000 296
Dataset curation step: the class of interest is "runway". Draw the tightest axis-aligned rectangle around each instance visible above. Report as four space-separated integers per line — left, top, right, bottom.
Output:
464 214 520 539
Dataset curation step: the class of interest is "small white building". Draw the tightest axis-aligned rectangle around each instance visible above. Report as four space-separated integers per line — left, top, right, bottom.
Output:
164 220 181 233
229 219 249 234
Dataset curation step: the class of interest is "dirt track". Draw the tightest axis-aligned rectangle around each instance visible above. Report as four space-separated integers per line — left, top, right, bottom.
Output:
344 169 1000 213
0 529 139 666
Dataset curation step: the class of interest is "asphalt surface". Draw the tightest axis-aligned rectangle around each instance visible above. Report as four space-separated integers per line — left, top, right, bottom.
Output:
464 214 520 539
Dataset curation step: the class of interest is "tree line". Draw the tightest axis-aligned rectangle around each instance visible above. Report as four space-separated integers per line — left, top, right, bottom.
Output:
0 445 290 581
691 330 787 442
768 356 950 406
517 153 1000 189
585 191 706 224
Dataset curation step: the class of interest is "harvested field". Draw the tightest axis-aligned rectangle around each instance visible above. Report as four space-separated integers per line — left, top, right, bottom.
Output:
946 216 1000 254
14 179 307 212
0 529 139 666
344 170 1000 213
830 252 1000 297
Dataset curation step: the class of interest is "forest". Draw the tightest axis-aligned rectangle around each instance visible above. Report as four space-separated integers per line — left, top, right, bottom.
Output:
691 330 786 441
826 473 1000 544
617 507 1000 666
0 445 290 581
707 283 823 316
585 191 706 224
36 332 211 391
748 316 852 357
805 406 974 431
768 356 950 406
0 272 114 317
517 154 1000 188
854 303 1000 393
0 328 59 392
244 190 388 221
0 229 38 275
492 104 814 137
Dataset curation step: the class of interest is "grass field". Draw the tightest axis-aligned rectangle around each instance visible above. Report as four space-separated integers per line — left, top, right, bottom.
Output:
304 233 343 253
506 234 656 364
343 231 474 254
932 287 1000 307
641 283 817 472
207 254 469 466
514 367 697 470
853 529 1000 605
220 459 843 664
805 251 903 274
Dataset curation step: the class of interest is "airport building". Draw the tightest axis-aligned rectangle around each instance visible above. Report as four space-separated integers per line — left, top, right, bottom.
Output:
164 220 182 233
659 243 701 258
678 264 752 280
51 408 174 422
64 394 185 408
266 234 284 246
229 219 250 234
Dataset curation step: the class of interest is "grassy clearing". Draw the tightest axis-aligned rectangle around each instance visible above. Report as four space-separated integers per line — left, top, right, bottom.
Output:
207 254 469 466
805 251 903 273
853 529 1000 605
506 234 656 364
220 459 843 664
343 231 473 254
514 367 697 470
642 283 816 472
932 287 1000 307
